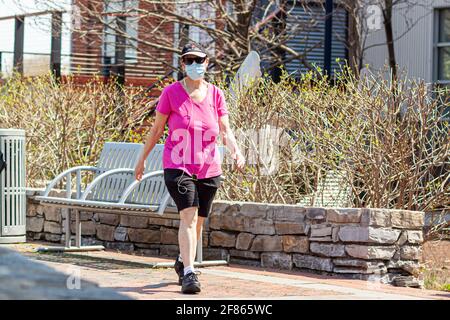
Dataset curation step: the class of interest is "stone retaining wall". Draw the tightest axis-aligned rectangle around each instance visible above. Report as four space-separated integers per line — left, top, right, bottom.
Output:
26 189 425 286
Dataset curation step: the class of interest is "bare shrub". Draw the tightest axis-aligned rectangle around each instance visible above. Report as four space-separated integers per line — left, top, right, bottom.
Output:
218 67 449 215
0 73 152 188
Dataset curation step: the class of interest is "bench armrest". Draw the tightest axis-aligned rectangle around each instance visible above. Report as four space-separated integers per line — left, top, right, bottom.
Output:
80 168 136 200
42 166 99 198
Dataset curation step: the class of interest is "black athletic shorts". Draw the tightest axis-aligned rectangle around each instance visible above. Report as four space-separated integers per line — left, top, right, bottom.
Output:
163 168 223 217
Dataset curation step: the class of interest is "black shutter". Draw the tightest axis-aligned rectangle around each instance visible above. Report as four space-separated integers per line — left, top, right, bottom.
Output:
285 3 348 77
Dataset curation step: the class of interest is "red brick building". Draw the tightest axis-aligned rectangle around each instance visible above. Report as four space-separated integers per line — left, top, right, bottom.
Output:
70 0 175 88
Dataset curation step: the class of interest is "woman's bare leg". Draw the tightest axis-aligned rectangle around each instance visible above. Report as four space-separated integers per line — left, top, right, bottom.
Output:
178 207 198 271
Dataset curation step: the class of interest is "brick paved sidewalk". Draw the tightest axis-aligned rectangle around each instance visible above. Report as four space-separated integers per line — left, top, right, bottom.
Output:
6 242 450 300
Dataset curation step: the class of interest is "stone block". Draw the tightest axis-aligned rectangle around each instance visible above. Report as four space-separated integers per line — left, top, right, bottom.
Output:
96 224 116 241
27 203 38 217
250 235 283 252
386 260 421 276
160 227 178 245
338 226 400 244
338 226 368 242
406 230 423 244
235 233 255 250
392 275 423 288
26 217 44 233
172 220 180 228
128 228 161 244
361 209 391 227
390 210 424 229
369 227 401 244
310 243 346 257
332 227 339 242
306 208 327 221
114 226 128 242
44 221 62 234
229 249 260 260
37 205 45 217
327 208 362 223
148 217 173 227
159 245 180 257
120 215 148 228
293 254 333 272
333 259 385 268
310 224 332 237
239 203 268 218
44 207 62 223
274 221 306 235
397 231 408 246
271 205 305 222
282 236 309 253
210 201 233 215
36 205 46 217
97 213 119 226
209 211 245 232
333 265 387 274
71 221 96 236
261 252 293 269
44 233 62 242
399 246 422 260
243 218 275 235
203 248 229 261
78 211 95 221
210 231 237 248
345 245 396 260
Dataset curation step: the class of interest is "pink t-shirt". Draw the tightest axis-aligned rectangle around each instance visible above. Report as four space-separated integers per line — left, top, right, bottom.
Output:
156 81 229 179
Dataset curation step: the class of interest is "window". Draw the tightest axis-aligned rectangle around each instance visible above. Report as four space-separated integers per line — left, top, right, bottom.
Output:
103 0 138 65
434 8 450 120
435 9 450 84
175 1 215 56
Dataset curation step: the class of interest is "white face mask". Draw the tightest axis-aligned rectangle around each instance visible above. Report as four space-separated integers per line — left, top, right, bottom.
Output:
185 62 206 80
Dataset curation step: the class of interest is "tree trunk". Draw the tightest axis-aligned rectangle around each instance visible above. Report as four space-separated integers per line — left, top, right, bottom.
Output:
383 0 397 79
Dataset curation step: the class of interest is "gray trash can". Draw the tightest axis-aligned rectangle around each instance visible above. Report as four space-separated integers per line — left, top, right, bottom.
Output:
0 129 26 243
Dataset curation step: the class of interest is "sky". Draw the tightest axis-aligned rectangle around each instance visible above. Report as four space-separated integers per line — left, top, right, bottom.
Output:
0 0 72 75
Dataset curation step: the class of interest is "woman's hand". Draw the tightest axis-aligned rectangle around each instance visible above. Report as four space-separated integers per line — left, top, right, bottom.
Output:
134 159 145 181
232 151 245 171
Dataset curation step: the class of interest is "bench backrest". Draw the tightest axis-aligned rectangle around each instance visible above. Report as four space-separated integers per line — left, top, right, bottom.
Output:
125 144 167 205
89 142 143 202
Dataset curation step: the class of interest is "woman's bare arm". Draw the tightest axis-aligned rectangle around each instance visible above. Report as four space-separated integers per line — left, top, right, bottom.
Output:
135 111 169 180
219 115 245 170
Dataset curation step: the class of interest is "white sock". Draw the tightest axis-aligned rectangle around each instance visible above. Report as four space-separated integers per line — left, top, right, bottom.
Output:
184 266 195 275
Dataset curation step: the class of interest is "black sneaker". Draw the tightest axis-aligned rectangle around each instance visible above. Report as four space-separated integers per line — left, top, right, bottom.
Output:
174 255 184 286
181 271 201 294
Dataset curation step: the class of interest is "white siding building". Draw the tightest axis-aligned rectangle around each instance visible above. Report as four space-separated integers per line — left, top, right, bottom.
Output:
363 0 450 85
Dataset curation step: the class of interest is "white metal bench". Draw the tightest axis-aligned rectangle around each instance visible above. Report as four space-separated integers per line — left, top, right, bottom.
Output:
35 142 226 266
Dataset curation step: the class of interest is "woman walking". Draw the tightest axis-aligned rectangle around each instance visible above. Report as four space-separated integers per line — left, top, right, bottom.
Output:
134 42 245 294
